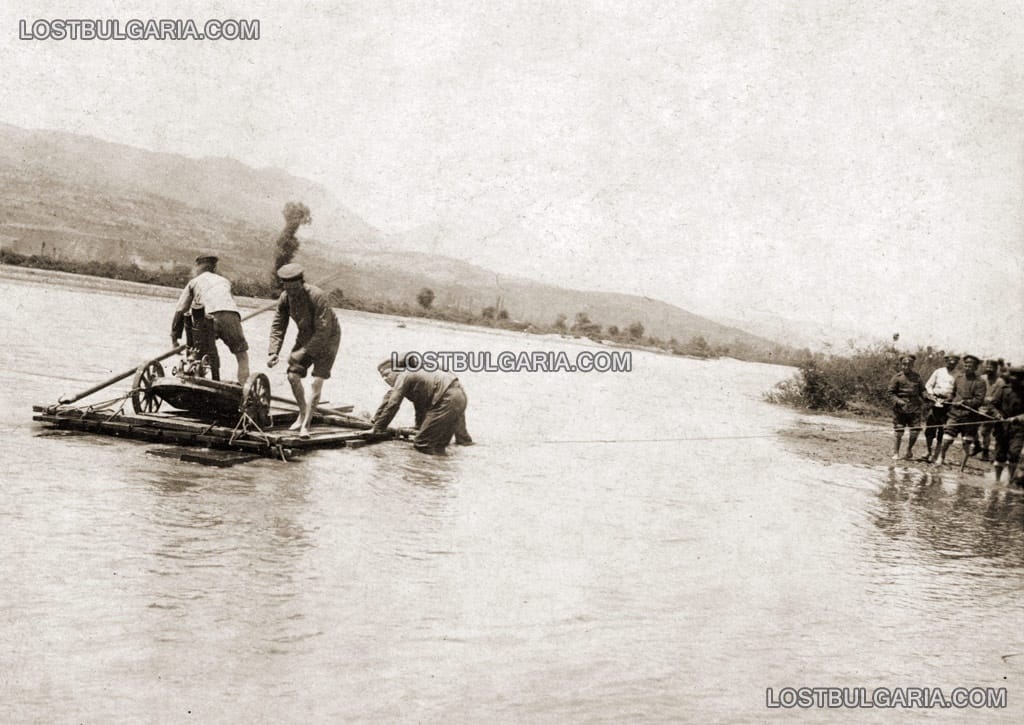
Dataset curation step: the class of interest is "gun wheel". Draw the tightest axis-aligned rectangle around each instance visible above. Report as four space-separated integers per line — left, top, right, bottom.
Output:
131 360 165 414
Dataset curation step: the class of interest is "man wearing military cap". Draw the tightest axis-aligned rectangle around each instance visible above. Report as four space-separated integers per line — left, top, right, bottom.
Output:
171 252 250 383
922 354 959 461
887 354 925 460
934 354 986 466
267 263 342 437
992 367 1024 483
370 354 473 454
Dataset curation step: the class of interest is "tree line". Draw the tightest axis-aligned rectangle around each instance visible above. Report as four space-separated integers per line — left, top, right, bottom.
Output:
1 250 805 366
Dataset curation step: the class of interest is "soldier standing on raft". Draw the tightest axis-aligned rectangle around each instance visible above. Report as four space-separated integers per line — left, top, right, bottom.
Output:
370 355 473 455
887 354 926 460
171 252 250 384
267 263 341 438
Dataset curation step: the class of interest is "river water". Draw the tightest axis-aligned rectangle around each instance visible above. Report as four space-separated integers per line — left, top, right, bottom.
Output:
1 274 1022 723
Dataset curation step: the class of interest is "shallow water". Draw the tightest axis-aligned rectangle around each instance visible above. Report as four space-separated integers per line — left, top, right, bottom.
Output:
1 275 1022 722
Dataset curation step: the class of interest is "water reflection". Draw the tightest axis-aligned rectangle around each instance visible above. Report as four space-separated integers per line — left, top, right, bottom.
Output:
136 461 318 664
874 467 1024 567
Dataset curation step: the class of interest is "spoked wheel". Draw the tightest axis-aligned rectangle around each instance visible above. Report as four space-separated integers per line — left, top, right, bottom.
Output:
131 360 165 414
240 373 271 428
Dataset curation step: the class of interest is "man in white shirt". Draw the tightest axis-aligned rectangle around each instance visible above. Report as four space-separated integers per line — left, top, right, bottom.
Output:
922 354 959 461
171 253 250 384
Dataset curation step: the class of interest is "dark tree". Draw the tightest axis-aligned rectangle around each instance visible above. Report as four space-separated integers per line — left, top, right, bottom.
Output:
417 288 435 309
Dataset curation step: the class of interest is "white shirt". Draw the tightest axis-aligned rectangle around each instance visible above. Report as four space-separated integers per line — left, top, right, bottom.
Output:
925 367 957 407
174 271 239 315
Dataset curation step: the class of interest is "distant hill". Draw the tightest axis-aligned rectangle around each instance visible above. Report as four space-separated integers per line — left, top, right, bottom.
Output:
0 122 783 353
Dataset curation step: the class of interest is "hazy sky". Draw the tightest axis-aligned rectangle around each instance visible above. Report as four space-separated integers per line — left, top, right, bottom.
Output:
2 1 1022 357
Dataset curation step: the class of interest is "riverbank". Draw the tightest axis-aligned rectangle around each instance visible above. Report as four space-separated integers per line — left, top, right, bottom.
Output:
0 263 735 364
778 415 1021 486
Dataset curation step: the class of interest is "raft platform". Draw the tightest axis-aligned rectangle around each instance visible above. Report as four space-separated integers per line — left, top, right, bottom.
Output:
33 349 411 464
32 403 405 462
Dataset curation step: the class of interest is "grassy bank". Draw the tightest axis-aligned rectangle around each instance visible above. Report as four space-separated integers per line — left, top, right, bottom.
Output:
764 344 952 416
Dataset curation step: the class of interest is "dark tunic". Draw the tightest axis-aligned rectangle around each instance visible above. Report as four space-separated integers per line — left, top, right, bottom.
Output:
993 384 1024 426
268 284 341 359
992 384 1024 463
372 370 470 452
887 370 925 414
948 374 987 414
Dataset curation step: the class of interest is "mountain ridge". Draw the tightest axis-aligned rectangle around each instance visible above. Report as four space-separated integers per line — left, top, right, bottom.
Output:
0 122 786 353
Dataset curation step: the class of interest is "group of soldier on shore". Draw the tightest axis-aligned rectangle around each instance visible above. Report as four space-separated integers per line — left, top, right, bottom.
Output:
888 353 1024 483
170 252 471 454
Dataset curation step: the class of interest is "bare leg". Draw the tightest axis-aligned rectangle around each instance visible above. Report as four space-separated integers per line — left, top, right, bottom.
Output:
892 430 903 459
236 351 250 385
904 430 919 459
288 373 306 432
301 377 325 433
994 462 1004 482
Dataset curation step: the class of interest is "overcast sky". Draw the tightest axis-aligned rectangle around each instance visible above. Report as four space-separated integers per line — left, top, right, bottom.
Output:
2 0 1022 357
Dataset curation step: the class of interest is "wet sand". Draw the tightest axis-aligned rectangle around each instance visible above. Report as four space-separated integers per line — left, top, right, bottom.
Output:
780 414 1023 485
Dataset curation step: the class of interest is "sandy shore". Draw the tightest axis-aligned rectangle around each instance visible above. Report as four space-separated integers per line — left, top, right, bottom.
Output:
779 414 1022 485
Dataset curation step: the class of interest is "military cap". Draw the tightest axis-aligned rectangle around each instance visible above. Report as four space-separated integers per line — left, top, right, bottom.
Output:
900 354 916 363
276 263 304 281
195 251 219 263
944 354 960 362
962 354 980 364
378 353 416 374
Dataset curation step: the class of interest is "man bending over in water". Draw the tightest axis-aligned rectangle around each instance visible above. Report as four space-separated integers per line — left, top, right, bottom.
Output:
370 355 473 454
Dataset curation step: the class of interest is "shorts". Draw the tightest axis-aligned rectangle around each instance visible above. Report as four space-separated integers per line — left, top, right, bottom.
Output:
995 425 1023 465
210 310 248 354
924 404 949 437
944 410 979 441
288 328 341 379
892 409 921 430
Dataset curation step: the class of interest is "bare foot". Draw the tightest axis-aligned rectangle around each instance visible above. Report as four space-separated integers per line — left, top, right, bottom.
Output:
298 427 311 439
289 418 302 431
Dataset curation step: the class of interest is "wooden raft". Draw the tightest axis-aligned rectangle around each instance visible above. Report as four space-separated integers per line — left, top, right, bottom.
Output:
32 404 400 461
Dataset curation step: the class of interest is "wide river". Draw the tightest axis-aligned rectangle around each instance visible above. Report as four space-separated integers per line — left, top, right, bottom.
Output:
1 273 1021 723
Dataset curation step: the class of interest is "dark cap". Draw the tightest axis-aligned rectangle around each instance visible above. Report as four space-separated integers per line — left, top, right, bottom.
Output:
944 354 960 363
379 353 417 372
900 354 916 363
195 252 219 264
1006 366 1024 379
962 354 980 364
276 263 304 282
